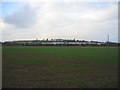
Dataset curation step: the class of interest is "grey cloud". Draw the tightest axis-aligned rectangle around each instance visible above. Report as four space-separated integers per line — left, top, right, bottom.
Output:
4 5 37 28
2 2 118 42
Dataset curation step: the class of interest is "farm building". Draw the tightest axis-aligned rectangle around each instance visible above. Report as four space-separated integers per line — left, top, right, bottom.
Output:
13 41 88 46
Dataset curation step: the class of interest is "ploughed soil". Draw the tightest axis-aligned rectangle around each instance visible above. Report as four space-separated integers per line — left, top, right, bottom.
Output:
2 52 118 88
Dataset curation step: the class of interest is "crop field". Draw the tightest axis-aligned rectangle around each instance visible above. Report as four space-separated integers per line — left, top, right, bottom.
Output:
2 46 118 88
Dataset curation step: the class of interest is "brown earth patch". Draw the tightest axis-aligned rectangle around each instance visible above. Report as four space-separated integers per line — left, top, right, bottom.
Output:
2 52 118 88
19 52 117 67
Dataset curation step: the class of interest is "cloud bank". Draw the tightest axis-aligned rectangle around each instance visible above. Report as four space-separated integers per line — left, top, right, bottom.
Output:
2 2 118 42
4 4 38 28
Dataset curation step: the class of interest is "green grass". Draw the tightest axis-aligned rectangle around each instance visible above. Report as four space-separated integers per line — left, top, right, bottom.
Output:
3 46 118 64
2 46 118 88
12 58 54 64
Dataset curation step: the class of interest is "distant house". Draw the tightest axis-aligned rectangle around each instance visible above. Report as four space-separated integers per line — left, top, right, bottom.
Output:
14 41 87 45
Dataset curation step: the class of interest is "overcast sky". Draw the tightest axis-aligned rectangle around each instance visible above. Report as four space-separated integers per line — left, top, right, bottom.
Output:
1 0 118 42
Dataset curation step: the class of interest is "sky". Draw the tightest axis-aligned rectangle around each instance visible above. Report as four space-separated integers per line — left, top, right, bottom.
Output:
0 0 119 42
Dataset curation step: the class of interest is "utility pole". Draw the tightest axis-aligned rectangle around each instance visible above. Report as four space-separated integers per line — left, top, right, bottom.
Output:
107 35 109 47
108 35 109 42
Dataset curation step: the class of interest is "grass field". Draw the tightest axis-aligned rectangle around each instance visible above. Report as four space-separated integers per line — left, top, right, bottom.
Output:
2 46 118 88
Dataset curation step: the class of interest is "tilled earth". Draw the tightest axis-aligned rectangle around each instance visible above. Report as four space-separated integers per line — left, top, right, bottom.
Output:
2 52 118 88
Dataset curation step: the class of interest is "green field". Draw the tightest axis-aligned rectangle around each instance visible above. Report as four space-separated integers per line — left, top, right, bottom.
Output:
2 46 118 88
